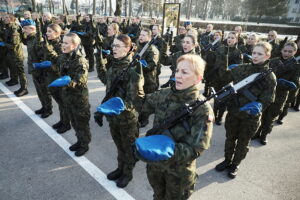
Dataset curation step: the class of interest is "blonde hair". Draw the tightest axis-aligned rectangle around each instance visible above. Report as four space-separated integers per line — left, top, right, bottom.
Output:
284 41 298 52
64 32 81 45
177 54 206 77
109 23 120 35
255 42 272 56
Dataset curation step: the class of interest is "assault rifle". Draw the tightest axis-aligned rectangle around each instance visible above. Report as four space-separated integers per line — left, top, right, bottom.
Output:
146 68 273 135
202 37 220 52
94 35 158 127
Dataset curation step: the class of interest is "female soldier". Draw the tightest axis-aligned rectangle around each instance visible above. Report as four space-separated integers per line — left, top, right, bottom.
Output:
22 20 53 118
160 34 198 89
137 54 213 200
256 42 299 144
59 33 91 157
212 31 243 125
43 24 71 133
96 34 141 188
215 42 276 178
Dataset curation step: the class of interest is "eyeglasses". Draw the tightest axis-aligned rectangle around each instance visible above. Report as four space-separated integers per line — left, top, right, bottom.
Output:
111 44 126 49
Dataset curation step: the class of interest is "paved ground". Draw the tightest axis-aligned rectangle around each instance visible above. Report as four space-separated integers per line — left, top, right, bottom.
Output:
0 50 299 200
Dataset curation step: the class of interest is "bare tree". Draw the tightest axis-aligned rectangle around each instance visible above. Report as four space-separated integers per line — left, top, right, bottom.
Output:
114 0 122 16
93 0 96 14
109 0 112 16
31 0 36 12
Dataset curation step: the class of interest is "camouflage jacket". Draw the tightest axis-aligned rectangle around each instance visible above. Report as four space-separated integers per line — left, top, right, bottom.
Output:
139 85 214 172
60 51 89 104
200 31 214 49
42 38 63 76
219 60 277 113
269 40 280 58
96 22 108 37
152 34 168 62
2 23 24 59
170 34 185 54
239 44 254 63
81 21 96 44
270 57 300 90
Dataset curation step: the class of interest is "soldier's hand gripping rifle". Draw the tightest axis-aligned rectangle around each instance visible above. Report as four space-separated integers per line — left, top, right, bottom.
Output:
94 35 158 127
146 68 273 136
203 37 220 52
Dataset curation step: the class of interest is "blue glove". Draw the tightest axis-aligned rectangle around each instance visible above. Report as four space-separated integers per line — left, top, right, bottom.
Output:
228 64 239 70
33 61 52 69
0 42 5 47
48 75 71 87
128 34 135 37
76 32 87 36
96 97 125 116
21 19 36 27
102 49 111 55
135 135 175 161
277 78 297 90
170 78 176 81
243 53 252 60
139 59 148 68
240 101 262 115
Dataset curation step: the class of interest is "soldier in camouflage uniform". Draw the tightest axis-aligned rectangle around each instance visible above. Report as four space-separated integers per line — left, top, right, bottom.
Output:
137 54 213 200
160 35 198 89
58 33 91 157
152 24 168 89
125 17 142 43
96 17 108 37
136 28 159 94
202 30 222 97
234 26 245 47
255 42 299 145
95 34 143 188
22 19 53 118
43 24 71 133
95 23 119 83
41 12 53 35
215 42 276 178
268 30 280 58
211 32 243 125
169 26 186 54
199 24 214 50
2 14 28 96
80 14 95 72
239 33 258 63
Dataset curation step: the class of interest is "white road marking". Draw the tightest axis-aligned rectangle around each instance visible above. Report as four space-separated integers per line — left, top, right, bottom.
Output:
0 83 135 200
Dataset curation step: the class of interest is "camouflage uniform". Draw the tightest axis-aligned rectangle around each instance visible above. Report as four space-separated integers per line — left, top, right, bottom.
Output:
136 42 159 94
269 40 280 58
43 39 71 128
126 22 141 43
138 85 213 200
199 31 214 50
81 21 95 71
96 22 107 37
218 61 276 165
2 22 28 89
0 21 8 78
202 40 222 96
25 33 52 112
103 54 142 181
212 44 243 123
258 57 299 139
60 51 91 150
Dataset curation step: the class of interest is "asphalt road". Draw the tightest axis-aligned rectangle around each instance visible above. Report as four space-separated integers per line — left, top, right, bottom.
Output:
0 49 299 200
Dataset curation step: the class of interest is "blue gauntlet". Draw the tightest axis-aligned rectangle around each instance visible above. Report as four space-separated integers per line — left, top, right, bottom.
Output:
240 101 262 115
96 97 125 116
48 75 71 87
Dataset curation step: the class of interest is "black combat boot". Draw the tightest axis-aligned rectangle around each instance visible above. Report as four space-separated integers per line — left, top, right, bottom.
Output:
15 88 28 97
75 146 89 157
107 168 123 180
88 67 94 72
228 164 239 179
215 159 232 172
35 107 44 115
69 142 81 151
116 174 132 188
52 121 63 129
57 124 71 134
41 110 53 118
293 104 299 112
6 79 18 86
276 115 284 125
260 134 267 145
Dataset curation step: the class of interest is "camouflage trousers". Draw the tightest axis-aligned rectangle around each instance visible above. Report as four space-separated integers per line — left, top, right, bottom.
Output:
258 89 289 137
32 70 52 111
83 44 95 71
108 110 139 177
7 56 27 89
144 72 158 94
224 111 261 166
279 88 300 120
65 96 91 149
146 163 197 200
